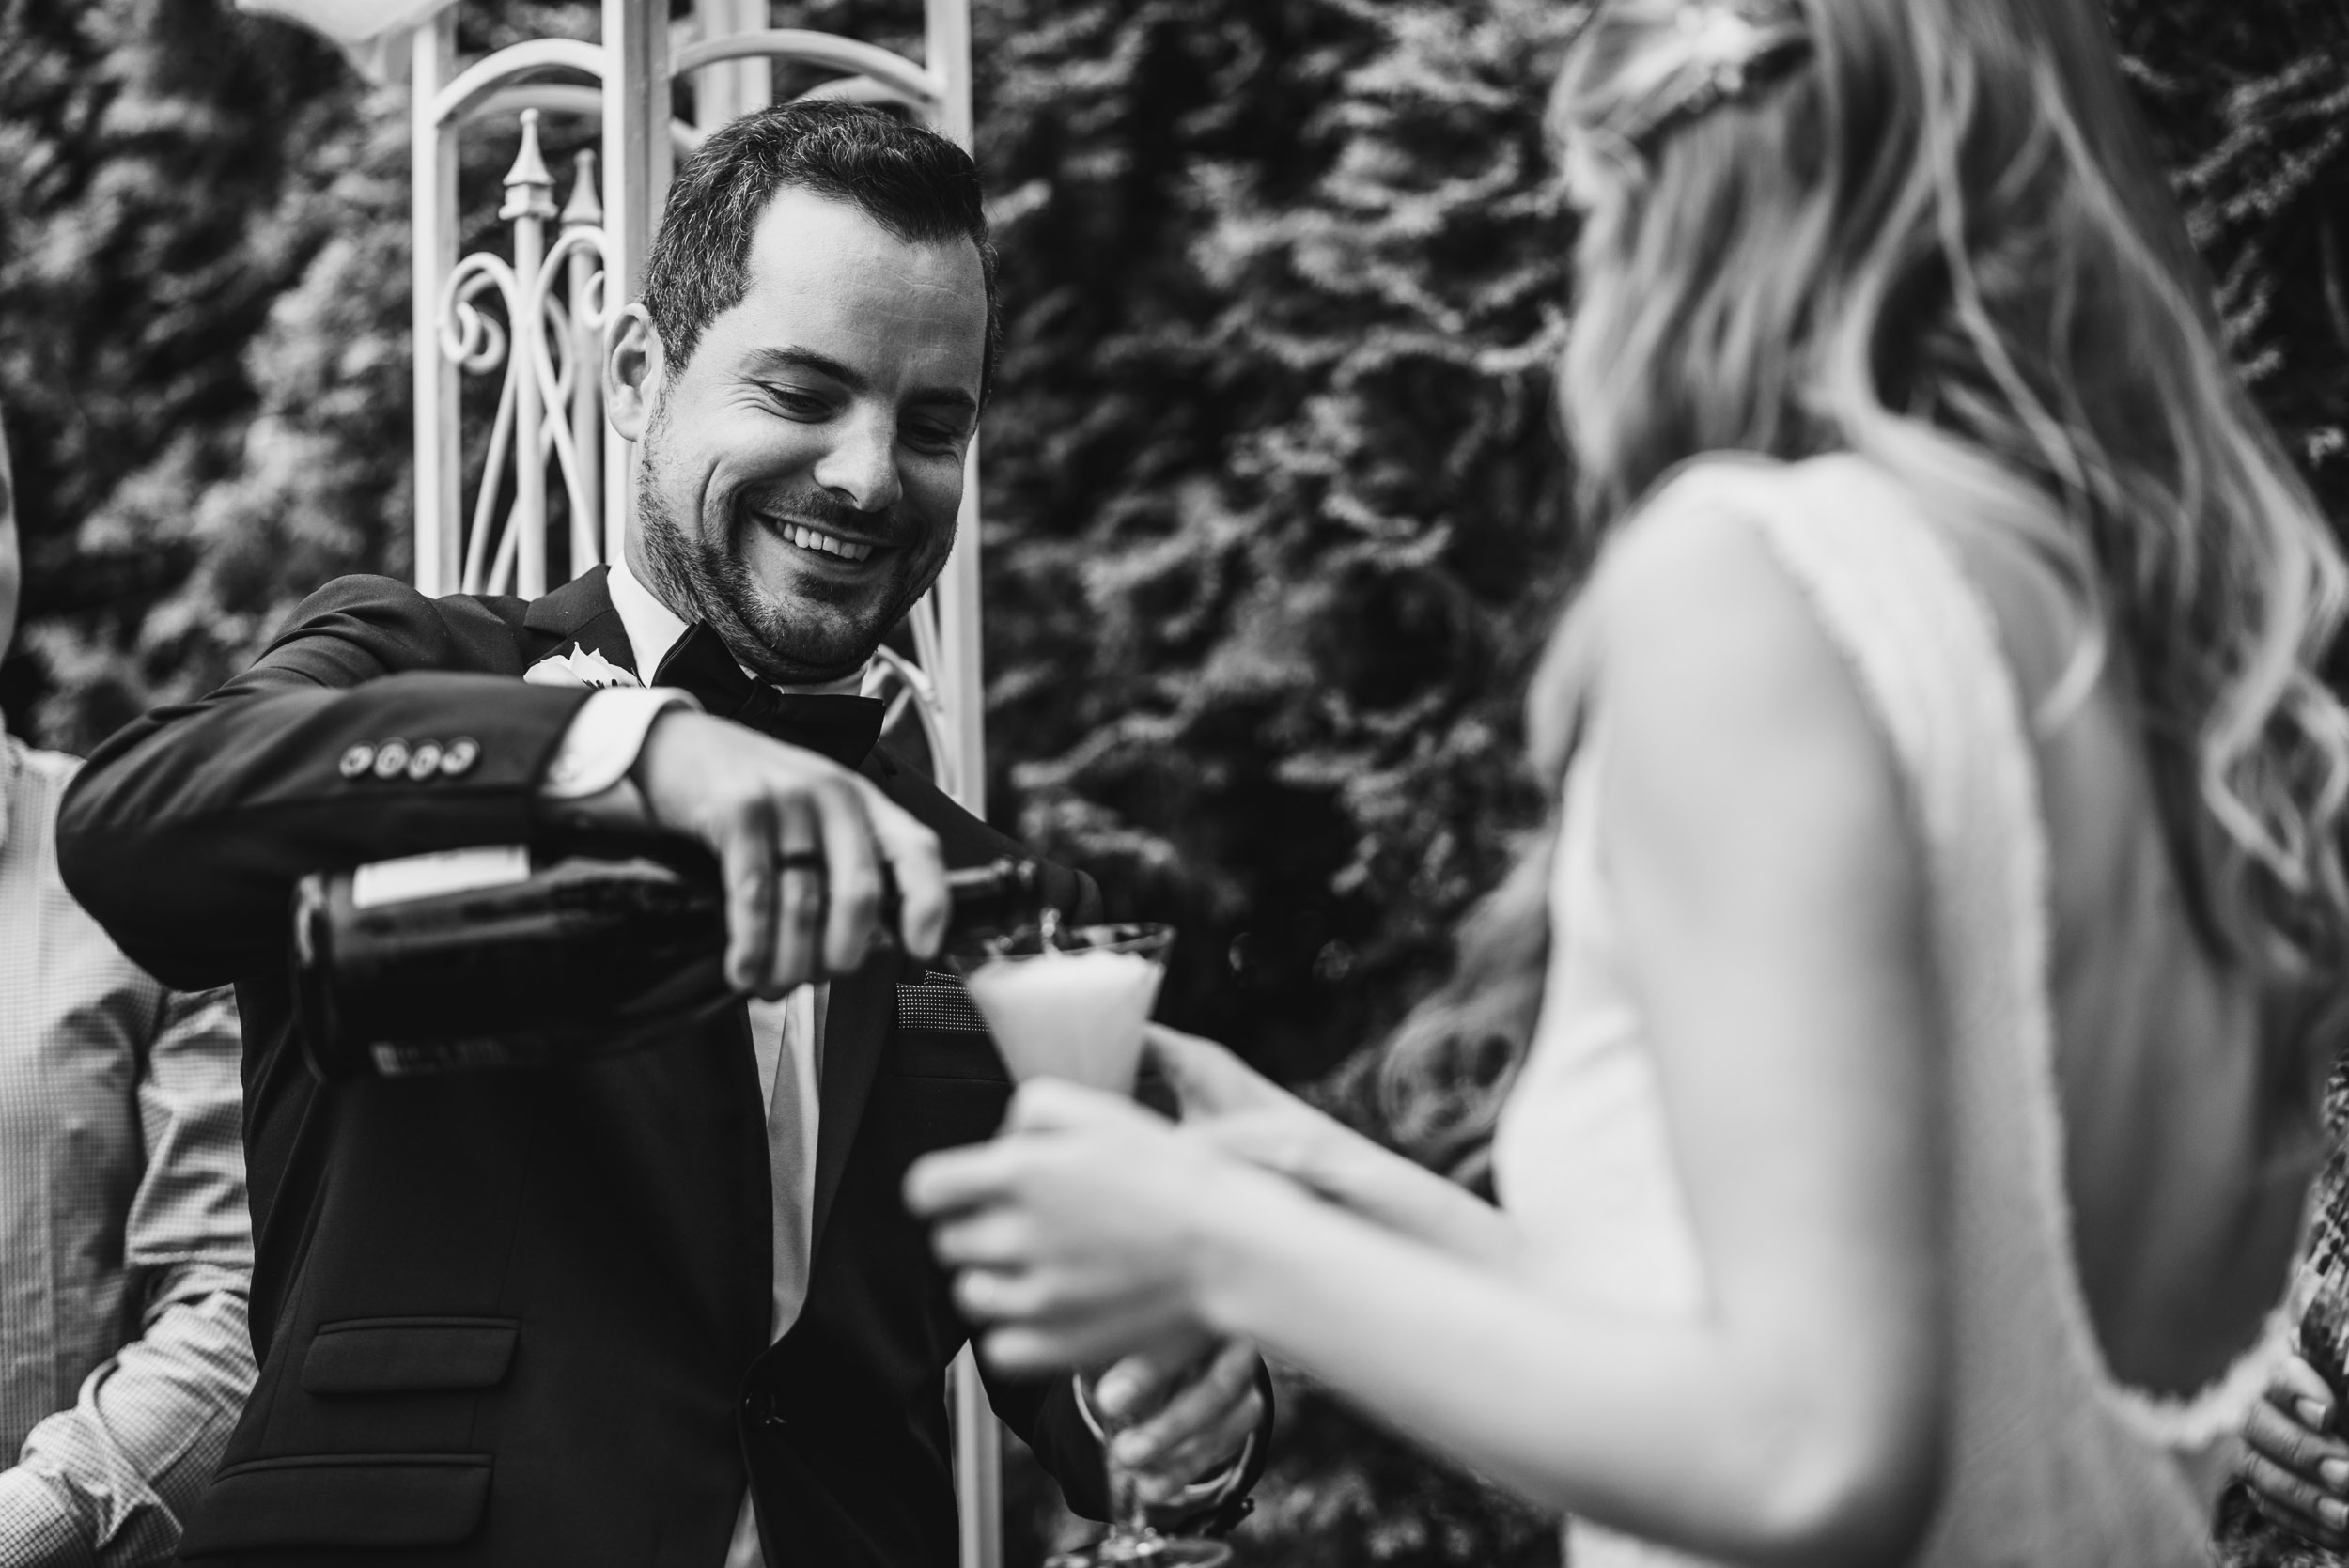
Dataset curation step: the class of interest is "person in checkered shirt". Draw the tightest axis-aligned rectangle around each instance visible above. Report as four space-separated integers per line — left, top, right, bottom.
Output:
0 408 256 1564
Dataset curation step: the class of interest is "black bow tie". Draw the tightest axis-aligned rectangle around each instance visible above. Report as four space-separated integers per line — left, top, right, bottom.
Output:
650 624 886 768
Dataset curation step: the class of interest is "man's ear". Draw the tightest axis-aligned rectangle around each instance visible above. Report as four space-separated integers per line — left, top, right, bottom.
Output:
605 303 664 442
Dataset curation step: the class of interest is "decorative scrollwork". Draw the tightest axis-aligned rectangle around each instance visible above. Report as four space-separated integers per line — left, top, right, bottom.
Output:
439 254 516 375
520 222 614 576
438 110 615 599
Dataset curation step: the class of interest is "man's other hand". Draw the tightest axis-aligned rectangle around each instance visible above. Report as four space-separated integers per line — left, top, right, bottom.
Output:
632 708 946 996
2243 1350 2349 1550
1090 1335 1264 1507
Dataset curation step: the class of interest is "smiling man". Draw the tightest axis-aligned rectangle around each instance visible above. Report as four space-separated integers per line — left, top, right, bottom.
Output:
54 104 1267 1567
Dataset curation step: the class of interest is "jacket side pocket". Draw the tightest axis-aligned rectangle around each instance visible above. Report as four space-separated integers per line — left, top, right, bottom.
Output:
178 1453 491 1552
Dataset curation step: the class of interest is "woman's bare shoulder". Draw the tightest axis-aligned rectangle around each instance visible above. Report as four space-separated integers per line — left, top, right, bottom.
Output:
1573 460 1914 869
1580 458 1861 706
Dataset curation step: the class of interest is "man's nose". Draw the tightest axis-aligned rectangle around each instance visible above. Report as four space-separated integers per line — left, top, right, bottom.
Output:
810 407 903 515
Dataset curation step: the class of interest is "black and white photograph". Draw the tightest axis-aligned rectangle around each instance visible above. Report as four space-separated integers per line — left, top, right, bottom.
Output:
2 1 2348 1564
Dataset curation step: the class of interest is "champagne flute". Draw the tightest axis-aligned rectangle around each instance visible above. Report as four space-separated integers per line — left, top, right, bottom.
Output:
950 918 1234 1568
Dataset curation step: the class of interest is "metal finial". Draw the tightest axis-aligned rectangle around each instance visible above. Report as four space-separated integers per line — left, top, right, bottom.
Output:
499 109 558 224
560 147 603 230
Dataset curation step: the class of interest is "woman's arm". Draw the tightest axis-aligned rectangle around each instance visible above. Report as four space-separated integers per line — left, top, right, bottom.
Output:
1147 1026 1521 1270
911 497 1950 1567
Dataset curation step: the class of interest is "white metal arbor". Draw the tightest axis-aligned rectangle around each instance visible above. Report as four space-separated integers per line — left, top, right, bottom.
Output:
239 0 1002 1561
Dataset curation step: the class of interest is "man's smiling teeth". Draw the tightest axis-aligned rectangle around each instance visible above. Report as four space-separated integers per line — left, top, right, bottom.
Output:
784 524 874 562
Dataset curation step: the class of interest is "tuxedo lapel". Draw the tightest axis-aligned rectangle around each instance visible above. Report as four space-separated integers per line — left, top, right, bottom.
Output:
809 753 946 1256
521 565 636 673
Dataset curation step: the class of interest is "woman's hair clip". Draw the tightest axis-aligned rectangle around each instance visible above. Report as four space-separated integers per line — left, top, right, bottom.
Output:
1618 0 1813 151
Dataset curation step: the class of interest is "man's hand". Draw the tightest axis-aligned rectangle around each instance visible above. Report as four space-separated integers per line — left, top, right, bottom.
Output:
2243 1351 2349 1549
1090 1335 1265 1507
631 708 946 997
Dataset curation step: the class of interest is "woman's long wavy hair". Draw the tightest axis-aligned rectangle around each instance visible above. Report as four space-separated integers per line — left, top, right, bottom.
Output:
1380 0 2349 1179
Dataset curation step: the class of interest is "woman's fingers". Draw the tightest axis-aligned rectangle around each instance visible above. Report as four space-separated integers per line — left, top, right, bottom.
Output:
978 1307 1172 1374
930 1208 1037 1268
904 1100 1158 1221
980 1324 1083 1375
1145 1025 1285 1118
904 1141 1023 1219
954 1265 1055 1323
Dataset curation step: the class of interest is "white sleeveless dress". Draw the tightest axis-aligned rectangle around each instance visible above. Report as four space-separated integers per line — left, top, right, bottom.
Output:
1489 457 2284 1567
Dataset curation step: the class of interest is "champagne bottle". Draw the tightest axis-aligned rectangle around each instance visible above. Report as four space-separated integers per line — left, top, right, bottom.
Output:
291 838 1045 1080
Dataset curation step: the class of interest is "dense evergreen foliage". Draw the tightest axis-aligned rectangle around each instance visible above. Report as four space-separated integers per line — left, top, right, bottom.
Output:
3 1 2344 1562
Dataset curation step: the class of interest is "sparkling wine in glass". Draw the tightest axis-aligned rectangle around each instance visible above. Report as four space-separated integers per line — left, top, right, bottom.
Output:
951 918 1233 1568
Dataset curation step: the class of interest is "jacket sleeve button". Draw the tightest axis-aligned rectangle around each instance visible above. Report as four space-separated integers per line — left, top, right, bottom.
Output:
372 739 411 780
440 737 481 777
338 744 376 779
407 741 444 781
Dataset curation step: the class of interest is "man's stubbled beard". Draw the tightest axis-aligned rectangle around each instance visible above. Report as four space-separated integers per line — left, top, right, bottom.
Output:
631 394 937 686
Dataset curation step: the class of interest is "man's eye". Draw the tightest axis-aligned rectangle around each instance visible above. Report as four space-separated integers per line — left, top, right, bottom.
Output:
904 423 968 454
762 384 832 418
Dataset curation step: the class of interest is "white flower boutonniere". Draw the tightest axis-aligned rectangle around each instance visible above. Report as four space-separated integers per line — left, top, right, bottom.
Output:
523 645 643 691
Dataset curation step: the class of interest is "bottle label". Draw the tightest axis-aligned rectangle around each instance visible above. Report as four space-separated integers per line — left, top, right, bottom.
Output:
368 1037 552 1076
351 846 533 909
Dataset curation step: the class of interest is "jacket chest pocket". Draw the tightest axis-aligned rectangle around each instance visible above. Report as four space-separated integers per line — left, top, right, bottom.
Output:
879 1022 1012 1152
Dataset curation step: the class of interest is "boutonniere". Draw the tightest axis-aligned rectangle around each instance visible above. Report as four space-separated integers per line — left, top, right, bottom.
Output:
523 644 642 691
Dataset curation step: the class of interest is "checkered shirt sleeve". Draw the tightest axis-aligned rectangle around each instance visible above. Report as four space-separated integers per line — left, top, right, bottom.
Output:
0 738 255 1566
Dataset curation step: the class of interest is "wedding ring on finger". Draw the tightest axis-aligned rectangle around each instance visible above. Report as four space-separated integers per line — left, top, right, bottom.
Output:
775 848 827 940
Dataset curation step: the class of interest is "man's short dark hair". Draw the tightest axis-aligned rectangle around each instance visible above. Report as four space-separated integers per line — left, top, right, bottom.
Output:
641 101 1000 400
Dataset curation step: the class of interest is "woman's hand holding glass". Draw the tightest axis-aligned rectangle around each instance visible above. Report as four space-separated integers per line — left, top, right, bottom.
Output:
910 1076 1249 1373
907 1022 1522 1372
924 924 1265 1563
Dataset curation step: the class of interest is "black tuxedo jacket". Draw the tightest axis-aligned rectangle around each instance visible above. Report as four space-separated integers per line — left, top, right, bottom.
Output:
56 567 1234 1567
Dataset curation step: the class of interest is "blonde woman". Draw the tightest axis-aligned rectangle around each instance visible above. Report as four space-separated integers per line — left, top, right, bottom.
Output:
905 0 2349 1562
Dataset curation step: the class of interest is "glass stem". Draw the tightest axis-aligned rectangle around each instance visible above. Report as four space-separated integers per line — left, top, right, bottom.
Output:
1096 1375 1153 1545
1108 1452 1151 1541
